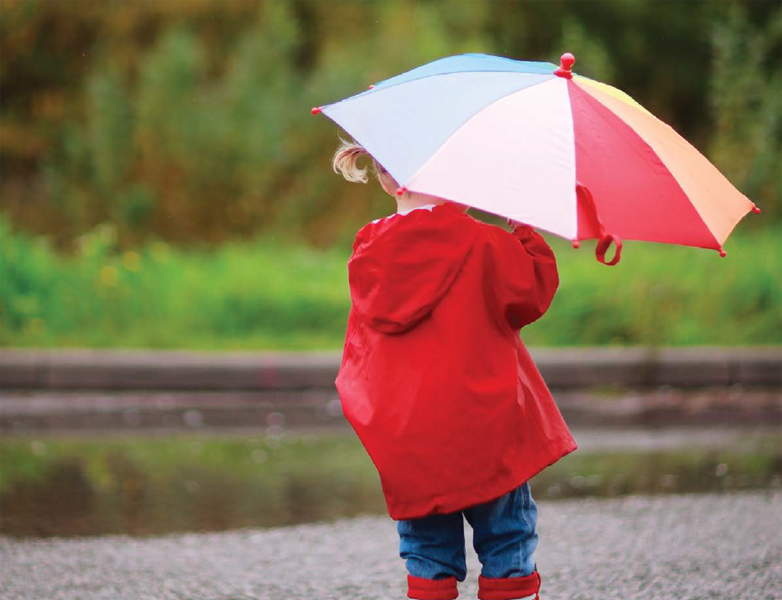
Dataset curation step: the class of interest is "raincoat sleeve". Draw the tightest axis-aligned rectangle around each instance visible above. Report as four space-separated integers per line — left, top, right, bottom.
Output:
484 224 559 330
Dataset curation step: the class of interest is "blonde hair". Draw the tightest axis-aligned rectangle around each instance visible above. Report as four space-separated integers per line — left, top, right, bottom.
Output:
332 137 373 183
332 136 402 188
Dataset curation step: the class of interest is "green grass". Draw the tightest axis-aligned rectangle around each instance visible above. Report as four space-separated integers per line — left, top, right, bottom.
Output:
1 432 780 537
1 217 780 349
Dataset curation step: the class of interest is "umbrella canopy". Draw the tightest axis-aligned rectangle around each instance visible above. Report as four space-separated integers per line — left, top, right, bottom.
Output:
312 53 759 264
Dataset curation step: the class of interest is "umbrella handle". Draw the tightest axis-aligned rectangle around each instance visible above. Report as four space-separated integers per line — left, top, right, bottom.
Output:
596 233 622 266
576 184 622 266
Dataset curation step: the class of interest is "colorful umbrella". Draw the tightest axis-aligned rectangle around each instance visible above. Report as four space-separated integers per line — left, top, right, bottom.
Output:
312 53 760 265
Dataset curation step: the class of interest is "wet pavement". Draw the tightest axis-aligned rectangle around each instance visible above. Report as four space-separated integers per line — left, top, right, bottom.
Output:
3 346 780 435
570 425 780 452
3 388 780 433
1 490 780 600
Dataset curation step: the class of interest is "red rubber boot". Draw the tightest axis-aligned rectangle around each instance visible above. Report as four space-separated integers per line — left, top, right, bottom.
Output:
407 575 459 599
477 570 541 600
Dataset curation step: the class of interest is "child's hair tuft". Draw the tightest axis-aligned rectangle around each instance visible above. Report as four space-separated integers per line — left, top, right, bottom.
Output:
332 137 372 183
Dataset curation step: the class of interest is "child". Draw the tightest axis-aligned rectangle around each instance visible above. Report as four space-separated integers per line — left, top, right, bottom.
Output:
332 138 577 600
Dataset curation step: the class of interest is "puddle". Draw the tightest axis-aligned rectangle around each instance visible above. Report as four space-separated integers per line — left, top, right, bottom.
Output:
1 431 780 538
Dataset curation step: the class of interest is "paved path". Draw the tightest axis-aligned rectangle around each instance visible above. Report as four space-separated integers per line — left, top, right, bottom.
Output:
3 347 779 433
1 491 780 600
3 347 780 390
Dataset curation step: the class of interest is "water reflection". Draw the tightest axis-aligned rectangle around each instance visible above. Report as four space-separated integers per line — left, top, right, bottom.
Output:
0 438 387 538
2 459 95 536
1 433 780 538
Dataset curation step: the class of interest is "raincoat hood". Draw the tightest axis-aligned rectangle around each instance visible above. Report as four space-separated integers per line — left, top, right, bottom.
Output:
347 203 477 334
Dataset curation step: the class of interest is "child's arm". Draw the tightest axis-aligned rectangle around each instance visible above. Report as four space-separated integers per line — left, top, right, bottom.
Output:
485 223 559 331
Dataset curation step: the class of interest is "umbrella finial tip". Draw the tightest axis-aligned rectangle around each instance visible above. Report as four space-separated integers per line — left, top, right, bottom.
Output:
555 53 575 78
752 205 761 214
718 247 727 258
311 106 322 115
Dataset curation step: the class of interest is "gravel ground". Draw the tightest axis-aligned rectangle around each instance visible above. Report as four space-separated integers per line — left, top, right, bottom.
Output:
1 491 780 600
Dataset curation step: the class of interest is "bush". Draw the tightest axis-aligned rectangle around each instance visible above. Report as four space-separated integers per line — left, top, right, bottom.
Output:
1 215 779 350
1 1 778 247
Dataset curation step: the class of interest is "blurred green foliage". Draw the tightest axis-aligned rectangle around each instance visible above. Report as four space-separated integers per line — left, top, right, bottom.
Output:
0 0 779 249
0 216 349 349
1 215 779 349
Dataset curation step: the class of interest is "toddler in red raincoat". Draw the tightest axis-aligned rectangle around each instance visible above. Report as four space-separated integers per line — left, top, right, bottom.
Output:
332 138 577 600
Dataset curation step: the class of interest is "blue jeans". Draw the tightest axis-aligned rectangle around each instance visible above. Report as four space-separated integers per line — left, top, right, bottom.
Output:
398 482 538 581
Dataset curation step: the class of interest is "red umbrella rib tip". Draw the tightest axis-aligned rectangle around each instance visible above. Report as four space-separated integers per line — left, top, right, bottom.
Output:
368 84 375 89
718 247 727 258
752 206 761 214
311 106 322 115
555 53 575 79
396 186 407 196
571 240 580 249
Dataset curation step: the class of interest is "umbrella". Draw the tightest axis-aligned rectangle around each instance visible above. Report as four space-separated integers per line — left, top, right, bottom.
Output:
311 53 760 265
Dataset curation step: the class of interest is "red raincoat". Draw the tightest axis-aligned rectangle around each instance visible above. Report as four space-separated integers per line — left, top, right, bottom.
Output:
335 202 577 520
